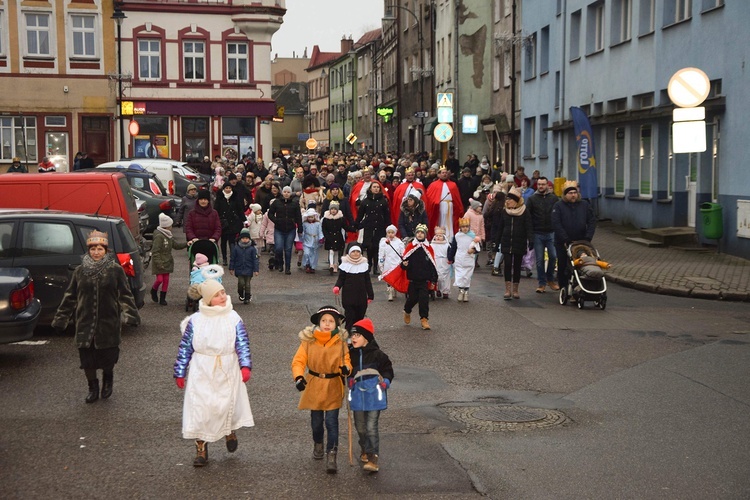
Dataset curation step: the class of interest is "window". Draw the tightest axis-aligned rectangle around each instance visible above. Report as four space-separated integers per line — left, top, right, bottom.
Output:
0 222 14 259
446 33 451 79
664 0 691 25
503 49 511 87
0 12 4 55
614 127 625 194
611 0 632 45
634 92 654 109
524 33 536 80
493 52 501 91
21 222 75 257
504 0 511 17
403 58 409 85
71 14 96 57
586 2 605 54
701 0 723 11
0 116 37 162
25 13 51 56
183 41 205 80
638 125 653 196
227 42 248 82
138 39 161 79
540 114 549 157
708 118 720 202
608 98 627 113
554 71 560 108
639 0 655 35
667 127 674 199
540 26 550 74
570 10 582 60
524 117 536 158
45 116 66 127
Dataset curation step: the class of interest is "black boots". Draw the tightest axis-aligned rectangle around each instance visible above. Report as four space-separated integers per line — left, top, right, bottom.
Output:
85 379 99 404
101 372 113 399
151 288 158 302
159 291 168 306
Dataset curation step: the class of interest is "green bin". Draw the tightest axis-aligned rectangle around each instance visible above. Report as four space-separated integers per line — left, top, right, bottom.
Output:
699 202 723 239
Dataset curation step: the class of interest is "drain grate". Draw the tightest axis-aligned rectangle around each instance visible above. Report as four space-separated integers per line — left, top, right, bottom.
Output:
442 405 567 432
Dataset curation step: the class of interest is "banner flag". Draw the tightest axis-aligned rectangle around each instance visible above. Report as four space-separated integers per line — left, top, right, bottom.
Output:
570 106 599 199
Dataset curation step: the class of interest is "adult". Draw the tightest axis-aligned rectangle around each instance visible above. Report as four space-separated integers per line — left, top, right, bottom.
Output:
457 167 478 211
7 156 27 173
321 183 353 227
513 166 531 188
289 166 306 199
444 151 461 179
176 183 199 227
348 167 374 219
551 181 597 295
525 177 559 293
423 167 464 240
198 155 213 177
492 187 533 300
463 154 479 174
72 152 83 171
254 175 277 213
333 161 349 187
214 182 246 266
185 190 222 245
389 166 425 228
79 152 95 170
398 191 428 239
38 156 56 173
354 181 391 274
267 186 302 274
52 230 140 403
227 173 251 208
275 167 292 188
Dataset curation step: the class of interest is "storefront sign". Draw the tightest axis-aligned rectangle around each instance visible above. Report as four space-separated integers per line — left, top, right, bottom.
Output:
376 106 394 123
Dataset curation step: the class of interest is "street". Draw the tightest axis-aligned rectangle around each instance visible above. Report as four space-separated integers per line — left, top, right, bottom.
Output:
2 235 749 499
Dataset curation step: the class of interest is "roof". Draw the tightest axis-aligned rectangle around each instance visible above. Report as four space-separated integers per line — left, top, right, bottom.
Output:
354 28 382 49
306 45 343 71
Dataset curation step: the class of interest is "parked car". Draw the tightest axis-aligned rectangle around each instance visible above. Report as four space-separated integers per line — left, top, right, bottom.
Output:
134 198 150 236
172 163 211 184
100 159 177 195
132 187 178 235
0 210 146 325
0 267 41 343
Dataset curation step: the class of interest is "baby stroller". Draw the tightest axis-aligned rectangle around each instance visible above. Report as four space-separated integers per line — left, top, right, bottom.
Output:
558 240 608 310
185 239 222 312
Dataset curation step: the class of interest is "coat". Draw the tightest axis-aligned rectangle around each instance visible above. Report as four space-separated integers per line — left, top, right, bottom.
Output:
291 326 352 411
492 208 533 255
348 342 394 412
151 229 187 275
378 236 404 275
551 199 597 245
335 259 374 306
260 212 275 244
185 203 222 241
268 196 302 233
398 197 428 238
229 242 259 276
322 210 347 251
355 191 390 248
52 254 140 349
447 231 482 288
214 192 246 237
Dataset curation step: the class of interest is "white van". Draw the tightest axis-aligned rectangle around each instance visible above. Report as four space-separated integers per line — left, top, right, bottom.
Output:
98 159 177 195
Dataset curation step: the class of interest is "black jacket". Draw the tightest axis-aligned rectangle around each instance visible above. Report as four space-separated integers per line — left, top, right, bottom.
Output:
526 191 560 234
355 192 390 247
348 343 394 382
335 266 374 306
492 209 533 255
402 245 438 283
551 199 596 245
214 192 246 236
268 196 302 233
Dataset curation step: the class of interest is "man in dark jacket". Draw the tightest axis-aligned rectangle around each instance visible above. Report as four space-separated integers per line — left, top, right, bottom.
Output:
526 177 560 293
456 167 478 211
551 181 596 293
267 185 302 274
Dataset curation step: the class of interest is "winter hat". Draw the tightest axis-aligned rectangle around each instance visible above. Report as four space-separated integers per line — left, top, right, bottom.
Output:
386 224 397 234
193 253 208 267
433 226 446 236
200 279 225 306
282 186 292 194
227 173 237 181
492 182 504 194
329 183 340 190
347 244 362 255
480 156 489 169
507 187 522 203
159 213 173 228
239 228 251 240
505 175 515 184
414 223 428 235
351 318 375 343
197 189 211 201
407 190 422 200
563 180 579 195
249 203 262 212
303 208 317 218
310 305 345 326
326 174 335 183
469 198 482 210
187 183 198 192
86 230 108 247
462 167 472 174
393 171 402 178
329 201 340 210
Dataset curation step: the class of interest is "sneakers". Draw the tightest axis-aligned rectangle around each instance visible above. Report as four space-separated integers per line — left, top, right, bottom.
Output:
363 454 379 472
285 269 291 275
536 285 546 293
194 440 208 467
238 291 245 302
313 442 324 460
457 289 465 302
462 290 469 302
403 311 411 325
420 318 430 330
492 267 502 277
225 432 238 453
548 281 560 291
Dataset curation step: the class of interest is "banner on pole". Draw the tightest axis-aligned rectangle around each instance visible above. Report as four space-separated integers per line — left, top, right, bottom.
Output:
570 106 599 199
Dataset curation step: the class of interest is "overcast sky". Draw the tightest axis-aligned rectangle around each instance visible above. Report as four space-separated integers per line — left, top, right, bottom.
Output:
271 0 385 59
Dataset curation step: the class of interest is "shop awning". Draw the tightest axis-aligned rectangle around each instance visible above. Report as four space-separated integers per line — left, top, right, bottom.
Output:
423 117 438 135
133 100 277 117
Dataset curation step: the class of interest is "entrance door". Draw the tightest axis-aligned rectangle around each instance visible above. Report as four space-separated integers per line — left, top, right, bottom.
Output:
686 152 698 227
81 116 111 166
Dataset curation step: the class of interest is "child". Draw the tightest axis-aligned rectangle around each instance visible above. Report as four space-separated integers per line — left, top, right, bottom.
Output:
398 224 438 330
229 229 259 304
301 208 324 273
347 318 394 473
573 248 611 279
245 203 264 250
260 207 276 269
377 225 404 301
151 213 187 306
464 198 486 266
333 243 374 331
322 201 347 275
291 305 352 474
173 279 254 467
430 226 451 299
447 218 482 302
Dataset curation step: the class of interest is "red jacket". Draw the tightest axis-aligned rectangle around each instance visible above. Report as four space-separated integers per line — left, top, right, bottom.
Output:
185 204 222 241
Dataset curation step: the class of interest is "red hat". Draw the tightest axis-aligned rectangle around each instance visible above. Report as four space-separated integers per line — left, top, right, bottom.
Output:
352 318 375 342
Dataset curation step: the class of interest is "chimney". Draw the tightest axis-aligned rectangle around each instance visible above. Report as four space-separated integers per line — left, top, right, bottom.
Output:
341 36 354 54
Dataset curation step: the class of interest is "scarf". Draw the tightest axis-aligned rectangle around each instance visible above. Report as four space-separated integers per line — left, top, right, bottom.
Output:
156 226 173 238
505 204 526 216
223 190 232 200
237 240 252 249
81 252 114 277
341 253 366 266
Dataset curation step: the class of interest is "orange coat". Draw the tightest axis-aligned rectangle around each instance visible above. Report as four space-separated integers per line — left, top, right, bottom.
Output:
291 326 352 411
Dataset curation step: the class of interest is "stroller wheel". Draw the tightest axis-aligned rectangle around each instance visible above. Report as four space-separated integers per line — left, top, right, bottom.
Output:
577 299 584 309
597 297 607 310
559 287 569 305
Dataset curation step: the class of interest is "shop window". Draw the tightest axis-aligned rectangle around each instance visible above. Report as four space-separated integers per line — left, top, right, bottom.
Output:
133 116 169 158
1 116 37 162
221 117 256 163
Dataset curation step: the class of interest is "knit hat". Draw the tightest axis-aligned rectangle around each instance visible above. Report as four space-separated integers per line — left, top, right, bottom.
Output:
227 173 237 181
187 183 198 192
329 201 340 210
492 182 504 194
469 198 482 210
193 253 208 267
282 186 292 194
249 203 261 212
329 183 340 190
159 213 173 228
197 189 211 200
200 279 225 306
386 224 397 234
310 305 345 326
238 228 251 240
351 318 375 343
303 208 317 218
86 230 108 247
563 180 579 195
507 187 522 203
433 226 446 236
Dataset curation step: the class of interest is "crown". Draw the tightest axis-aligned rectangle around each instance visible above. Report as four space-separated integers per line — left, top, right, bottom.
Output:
458 218 470 226
86 230 108 247
415 223 428 234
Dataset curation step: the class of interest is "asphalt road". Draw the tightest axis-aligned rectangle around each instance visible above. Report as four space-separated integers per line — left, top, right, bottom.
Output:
2 238 749 499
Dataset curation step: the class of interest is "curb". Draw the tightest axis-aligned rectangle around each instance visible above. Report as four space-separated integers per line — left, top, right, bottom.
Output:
607 275 750 302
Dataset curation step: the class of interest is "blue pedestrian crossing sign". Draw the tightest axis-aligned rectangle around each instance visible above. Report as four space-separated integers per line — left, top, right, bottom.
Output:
437 93 453 108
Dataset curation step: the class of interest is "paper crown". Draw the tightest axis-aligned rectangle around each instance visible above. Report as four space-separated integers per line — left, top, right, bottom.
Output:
458 218 471 226
433 226 446 235
415 223 428 234
86 230 108 247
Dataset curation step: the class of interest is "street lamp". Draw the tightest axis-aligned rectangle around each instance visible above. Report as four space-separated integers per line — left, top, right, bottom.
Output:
111 2 127 159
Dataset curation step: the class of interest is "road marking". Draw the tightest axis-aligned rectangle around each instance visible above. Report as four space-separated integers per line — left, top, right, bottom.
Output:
12 340 49 345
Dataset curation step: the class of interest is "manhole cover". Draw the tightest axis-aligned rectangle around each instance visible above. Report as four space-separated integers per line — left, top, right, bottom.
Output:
442 405 567 432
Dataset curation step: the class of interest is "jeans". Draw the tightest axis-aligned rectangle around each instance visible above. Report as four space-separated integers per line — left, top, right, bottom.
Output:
533 232 557 286
555 243 569 289
311 409 339 452
274 229 296 270
353 410 381 455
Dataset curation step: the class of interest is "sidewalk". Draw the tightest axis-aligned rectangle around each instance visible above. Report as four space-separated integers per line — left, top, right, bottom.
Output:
592 221 750 302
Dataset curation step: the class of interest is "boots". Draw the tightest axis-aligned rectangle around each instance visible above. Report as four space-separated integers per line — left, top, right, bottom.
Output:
504 282 512 300
404 311 411 325
225 431 238 453
463 290 469 302
420 318 430 330
363 454 379 472
151 288 158 302
159 291 168 306
360 448 369 463
85 379 99 404
512 283 520 299
325 450 338 473
457 289 464 302
313 442 324 460
492 267 501 276
387 287 394 301
193 440 208 467
101 372 113 399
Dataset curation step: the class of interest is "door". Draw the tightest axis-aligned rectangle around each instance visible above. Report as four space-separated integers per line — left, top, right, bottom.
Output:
46 132 70 172
82 116 111 166
686 152 698 228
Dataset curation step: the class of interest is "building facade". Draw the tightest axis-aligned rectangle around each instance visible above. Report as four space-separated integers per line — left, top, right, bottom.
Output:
328 38 355 153
353 29 382 152
305 45 338 150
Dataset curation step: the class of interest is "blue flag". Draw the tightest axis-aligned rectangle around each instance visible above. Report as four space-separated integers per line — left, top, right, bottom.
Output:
570 106 598 199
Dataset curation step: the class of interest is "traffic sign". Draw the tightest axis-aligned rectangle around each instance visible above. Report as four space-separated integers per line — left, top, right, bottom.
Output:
433 123 454 143
668 67 710 108
305 138 318 150
414 111 429 118
462 114 478 134
437 93 453 108
437 107 453 123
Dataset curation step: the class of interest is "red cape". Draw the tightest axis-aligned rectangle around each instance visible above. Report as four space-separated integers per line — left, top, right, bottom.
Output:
380 240 436 293
423 179 463 239
390 180 425 227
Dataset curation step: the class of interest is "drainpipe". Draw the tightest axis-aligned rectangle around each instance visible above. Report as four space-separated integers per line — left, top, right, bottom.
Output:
558 0 567 178
510 0 517 171
453 0 460 157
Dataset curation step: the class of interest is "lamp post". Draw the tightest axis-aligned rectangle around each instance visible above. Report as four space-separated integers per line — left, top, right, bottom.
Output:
111 3 127 159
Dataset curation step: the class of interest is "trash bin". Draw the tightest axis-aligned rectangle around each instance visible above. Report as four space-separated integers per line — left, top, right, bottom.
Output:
700 202 723 239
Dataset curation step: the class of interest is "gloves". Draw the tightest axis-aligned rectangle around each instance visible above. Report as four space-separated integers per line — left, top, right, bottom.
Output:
332 286 340 295
175 377 185 389
348 378 355 389
340 365 350 376
241 367 251 383
379 379 390 390
367 299 373 304
295 376 307 392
